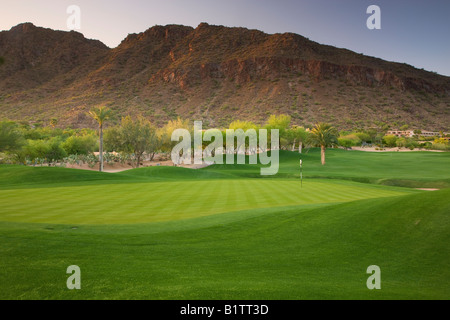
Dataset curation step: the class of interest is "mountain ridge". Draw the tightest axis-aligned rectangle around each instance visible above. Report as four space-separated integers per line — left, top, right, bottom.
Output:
0 22 448 130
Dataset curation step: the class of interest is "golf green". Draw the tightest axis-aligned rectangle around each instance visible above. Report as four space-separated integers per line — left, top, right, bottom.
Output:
0 179 413 224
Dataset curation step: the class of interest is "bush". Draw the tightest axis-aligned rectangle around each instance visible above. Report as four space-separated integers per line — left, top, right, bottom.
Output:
338 133 361 148
434 137 449 145
103 152 120 165
104 127 124 152
61 134 98 155
85 154 99 168
13 138 67 164
24 139 50 160
22 127 66 140
396 137 419 150
45 138 67 161
355 132 371 144
0 121 24 152
431 143 450 151
64 154 81 165
383 135 398 147
338 138 355 148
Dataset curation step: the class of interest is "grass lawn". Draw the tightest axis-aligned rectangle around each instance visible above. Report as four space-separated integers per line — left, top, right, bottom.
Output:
0 179 414 224
0 149 448 299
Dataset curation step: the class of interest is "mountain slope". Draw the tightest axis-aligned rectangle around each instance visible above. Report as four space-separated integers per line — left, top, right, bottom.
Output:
0 22 449 130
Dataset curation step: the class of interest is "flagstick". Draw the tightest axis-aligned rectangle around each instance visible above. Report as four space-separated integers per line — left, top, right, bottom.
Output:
300 159 303 188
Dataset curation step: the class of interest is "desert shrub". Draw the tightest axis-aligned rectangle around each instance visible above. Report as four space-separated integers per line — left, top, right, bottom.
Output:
64 154 81 165
434 143 450 150
406 140 419 150
338 138 354 148
45 138 67 161
0 121 24 152
84 153 99 168
434 137 449 145
13 138 67 164
396 137 419 150
355 132 371 144
383 135 398 147
395 138 407 148
22 127 67 140
431 141 450 151
103 127 122 152
339 133 361 147
23 139 50 160
61 134 98 155
103 152 119 165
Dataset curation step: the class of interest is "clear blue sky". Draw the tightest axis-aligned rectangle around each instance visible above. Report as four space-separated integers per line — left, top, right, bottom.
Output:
1 0 449 76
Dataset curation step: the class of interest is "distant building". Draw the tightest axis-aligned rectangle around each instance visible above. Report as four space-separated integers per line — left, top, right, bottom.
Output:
386 130 448 138
420 131 444 137
386 130 414 137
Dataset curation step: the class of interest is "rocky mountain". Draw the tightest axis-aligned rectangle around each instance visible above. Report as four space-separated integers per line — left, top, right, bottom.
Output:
0 22 449 130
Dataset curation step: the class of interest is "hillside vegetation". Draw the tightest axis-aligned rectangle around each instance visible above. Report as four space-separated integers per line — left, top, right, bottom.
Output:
0 23 449 130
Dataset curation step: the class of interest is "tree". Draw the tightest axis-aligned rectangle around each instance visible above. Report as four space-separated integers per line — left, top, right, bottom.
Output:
265 114 291 132
13 137 67 165
367 128 380 144
103 126 122 152
263 114 291 151
288 126 309 153
228 120 258 154
21 139 50 161
434 137 449 145
61 134 98 155
338 138 354 149
159 118 191 153
308 123 338 165
88 106 113 172
265 114 291 138
116 116 158 168
0 121 24 152
338 133 361 149
355 132 371 144
382 135 398 148
45 138 68 162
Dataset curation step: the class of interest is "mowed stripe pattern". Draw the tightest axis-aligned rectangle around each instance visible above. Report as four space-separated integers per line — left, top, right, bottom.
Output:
0 179 411 224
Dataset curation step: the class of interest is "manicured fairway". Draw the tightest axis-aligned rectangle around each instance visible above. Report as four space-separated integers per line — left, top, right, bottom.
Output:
0 188 448 300
0 179 414 224
0 149 448 299
208 149 450 188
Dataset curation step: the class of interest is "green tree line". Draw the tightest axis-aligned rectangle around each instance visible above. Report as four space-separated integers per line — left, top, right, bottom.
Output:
1 110 448 168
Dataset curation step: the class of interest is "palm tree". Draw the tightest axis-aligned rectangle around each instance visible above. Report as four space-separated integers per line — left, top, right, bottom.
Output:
88 106 113 172
309 123 338 165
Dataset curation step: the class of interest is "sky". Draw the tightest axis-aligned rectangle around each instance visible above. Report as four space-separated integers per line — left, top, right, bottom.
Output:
1 0 449 76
